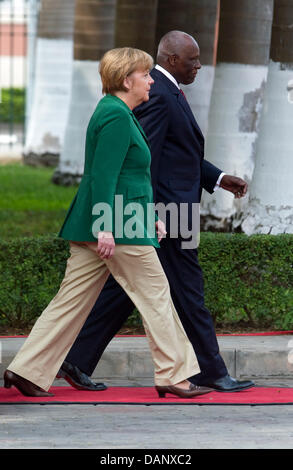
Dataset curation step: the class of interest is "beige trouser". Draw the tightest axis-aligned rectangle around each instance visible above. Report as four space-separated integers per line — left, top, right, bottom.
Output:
8 242 200 391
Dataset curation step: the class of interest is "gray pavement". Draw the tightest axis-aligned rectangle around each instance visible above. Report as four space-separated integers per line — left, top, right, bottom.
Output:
1 401 293 450
0 335 293 450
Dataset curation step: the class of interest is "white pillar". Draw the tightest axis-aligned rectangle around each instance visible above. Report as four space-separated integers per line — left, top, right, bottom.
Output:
200 62 268 229
54 60 102 182
200 0 274 230
24 38 74 164
23 0 75 166
53 0 116 184
241 63 293 235
241 3 293 236
25 0 39 130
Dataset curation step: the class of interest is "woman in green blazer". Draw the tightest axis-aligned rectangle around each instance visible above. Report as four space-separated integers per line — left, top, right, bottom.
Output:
59 93 159 247
5 48 211 400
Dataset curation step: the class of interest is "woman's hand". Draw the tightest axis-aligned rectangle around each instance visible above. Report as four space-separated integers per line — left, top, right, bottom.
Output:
97 231 115 259
156 220 167 242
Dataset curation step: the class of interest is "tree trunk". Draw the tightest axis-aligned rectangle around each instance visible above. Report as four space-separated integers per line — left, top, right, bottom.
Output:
53 0 116 184
241 0 293 234
200 0 274 231
115 0 158 56
156 0 219 136
74 0 116 60
24 0 76 167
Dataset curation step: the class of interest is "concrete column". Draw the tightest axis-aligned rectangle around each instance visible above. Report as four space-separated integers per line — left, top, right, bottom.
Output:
200 0 274 231
53 0 116 184
156 0 219 136
23 0 75 166
25 0 39 133
241 0 293 235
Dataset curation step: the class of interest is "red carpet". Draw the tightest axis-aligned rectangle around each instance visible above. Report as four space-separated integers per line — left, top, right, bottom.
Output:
1 386 293 405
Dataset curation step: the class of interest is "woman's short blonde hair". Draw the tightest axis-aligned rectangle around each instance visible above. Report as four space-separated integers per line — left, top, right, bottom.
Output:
99 47 154 94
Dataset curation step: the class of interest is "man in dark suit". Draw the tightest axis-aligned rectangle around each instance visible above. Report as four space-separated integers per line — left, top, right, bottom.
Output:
57 31 254 392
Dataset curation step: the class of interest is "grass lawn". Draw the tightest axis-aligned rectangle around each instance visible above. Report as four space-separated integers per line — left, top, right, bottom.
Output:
0 163 77 239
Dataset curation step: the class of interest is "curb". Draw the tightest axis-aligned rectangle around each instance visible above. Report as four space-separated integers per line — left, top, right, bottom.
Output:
1 335 293 383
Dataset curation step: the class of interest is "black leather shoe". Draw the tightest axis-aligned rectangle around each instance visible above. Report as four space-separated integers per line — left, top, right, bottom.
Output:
190 374 254 392
56 361 107 391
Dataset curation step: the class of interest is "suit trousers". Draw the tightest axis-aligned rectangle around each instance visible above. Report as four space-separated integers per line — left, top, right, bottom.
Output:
66 237 228 381
8 242 199 391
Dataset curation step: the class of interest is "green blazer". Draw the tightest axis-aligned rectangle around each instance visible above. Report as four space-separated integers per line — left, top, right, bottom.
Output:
59 95 159 248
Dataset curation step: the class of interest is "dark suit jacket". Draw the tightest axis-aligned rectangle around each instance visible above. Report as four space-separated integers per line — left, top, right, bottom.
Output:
134 68 222 212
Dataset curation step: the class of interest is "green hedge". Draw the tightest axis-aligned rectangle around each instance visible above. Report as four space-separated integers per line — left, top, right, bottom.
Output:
0 88 25 123
0 234 292 330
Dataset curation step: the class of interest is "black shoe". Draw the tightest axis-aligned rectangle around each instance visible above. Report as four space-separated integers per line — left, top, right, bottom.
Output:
56 361 107 391
190 374 255 392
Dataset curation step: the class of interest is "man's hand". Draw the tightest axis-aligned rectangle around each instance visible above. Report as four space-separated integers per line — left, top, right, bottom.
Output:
156 219 167 242
97 231 115 259
220 175 248 198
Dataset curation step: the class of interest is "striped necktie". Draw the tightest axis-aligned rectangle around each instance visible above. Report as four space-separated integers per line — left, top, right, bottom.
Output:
179 89 187 100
